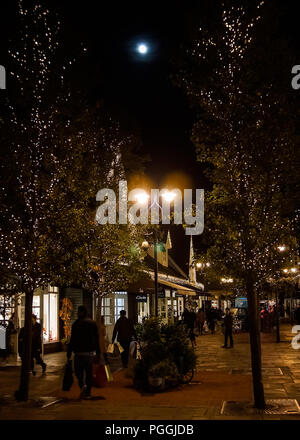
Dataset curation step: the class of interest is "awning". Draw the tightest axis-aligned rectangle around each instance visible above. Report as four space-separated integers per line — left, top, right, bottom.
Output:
208 290 233 297
158 278 196 296
128 277 196 296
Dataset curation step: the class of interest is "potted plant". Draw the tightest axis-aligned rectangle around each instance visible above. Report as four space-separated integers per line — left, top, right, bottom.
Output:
134 318 196 391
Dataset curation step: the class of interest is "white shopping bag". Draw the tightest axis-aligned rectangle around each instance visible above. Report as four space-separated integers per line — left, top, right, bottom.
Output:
129 340 136 357
117 342 124 353
107 343 114 354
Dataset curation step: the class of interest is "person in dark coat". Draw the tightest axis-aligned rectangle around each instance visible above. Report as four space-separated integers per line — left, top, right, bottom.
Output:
67 305 100 399
207 308 216 335
4 313 16 359
222 308 234 348
196 308 206 335
112 310 135 368
31 314 47 374
182 308 196 346
18 315 47 375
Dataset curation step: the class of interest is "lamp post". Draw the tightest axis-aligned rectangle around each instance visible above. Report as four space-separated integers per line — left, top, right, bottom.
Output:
275 285 280 343
138 190 177 317
282 267 298 324
196 262 211 309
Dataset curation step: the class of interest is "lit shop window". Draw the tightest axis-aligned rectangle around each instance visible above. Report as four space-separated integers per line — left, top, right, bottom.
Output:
43 286 58 343
115 298 125 322
21 295 41 327
0 295 14 327
101 297 112 326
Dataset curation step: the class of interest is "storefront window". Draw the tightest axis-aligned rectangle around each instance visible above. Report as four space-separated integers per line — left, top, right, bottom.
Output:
43 286 58 343
0 295 14 327
101 297 112 325
115 298 125 322
33 296 41 322
21 295 41 327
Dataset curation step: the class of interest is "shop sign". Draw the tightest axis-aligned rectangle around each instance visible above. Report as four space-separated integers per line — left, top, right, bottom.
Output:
235 297 248 308
136 294 147 303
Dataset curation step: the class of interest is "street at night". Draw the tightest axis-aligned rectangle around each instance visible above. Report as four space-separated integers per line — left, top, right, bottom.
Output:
0 0 300 433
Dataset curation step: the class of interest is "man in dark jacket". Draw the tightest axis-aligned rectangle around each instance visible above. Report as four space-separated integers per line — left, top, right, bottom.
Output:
18 315 47 375
222 308 234 348
112 310 135 368
182 308 196 345
67 305 100 399
31 314 47 374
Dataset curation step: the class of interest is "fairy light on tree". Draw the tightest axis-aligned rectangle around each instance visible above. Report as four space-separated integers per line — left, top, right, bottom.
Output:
177 0 300 409
0 1 88 401
0 1 150 402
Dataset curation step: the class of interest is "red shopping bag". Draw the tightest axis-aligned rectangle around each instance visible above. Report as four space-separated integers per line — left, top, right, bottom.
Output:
92 363 107 388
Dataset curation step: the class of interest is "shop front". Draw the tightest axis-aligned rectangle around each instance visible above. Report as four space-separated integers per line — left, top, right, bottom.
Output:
20 285 60 353
0 284 60 358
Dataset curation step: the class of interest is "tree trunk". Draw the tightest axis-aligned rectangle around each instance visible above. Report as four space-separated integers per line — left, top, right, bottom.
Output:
15 289 33 401
246 282 266 409
95 294 102 328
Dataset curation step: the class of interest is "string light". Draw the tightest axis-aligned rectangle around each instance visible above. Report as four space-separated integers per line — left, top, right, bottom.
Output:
178 0 298 290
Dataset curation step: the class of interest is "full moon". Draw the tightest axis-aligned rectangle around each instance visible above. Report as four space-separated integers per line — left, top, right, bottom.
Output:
137 43 148 55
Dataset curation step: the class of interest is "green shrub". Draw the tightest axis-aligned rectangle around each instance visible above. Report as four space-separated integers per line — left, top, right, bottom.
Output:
149 360 178 378
134 318 197 387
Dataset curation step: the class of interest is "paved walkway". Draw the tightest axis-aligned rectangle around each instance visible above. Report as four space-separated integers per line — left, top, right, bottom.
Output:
1 323 300 419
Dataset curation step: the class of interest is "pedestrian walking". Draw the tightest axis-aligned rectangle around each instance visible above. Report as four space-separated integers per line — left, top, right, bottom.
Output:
182 307 197 347
196 308 206 335
31 314 47 375
18 314 47 375
207 307 216 335
112 310 135 368
67 305 101 399
222 307 234 348
4 313 17 360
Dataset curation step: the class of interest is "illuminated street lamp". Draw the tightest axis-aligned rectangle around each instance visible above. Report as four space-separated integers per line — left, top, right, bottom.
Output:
221 277 233 283
134 192 150 204
278 245 286 252
282 268 298 274
137 190 177 317
196 262 210 269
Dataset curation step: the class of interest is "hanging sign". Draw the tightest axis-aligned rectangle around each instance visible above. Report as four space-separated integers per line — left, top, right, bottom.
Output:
136 294 147 303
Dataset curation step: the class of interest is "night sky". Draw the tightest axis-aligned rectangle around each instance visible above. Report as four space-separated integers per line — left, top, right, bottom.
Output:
0 0 299 272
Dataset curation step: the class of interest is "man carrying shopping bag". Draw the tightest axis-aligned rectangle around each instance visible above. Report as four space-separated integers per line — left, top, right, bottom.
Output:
67 305 101 399
112 310 135 368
